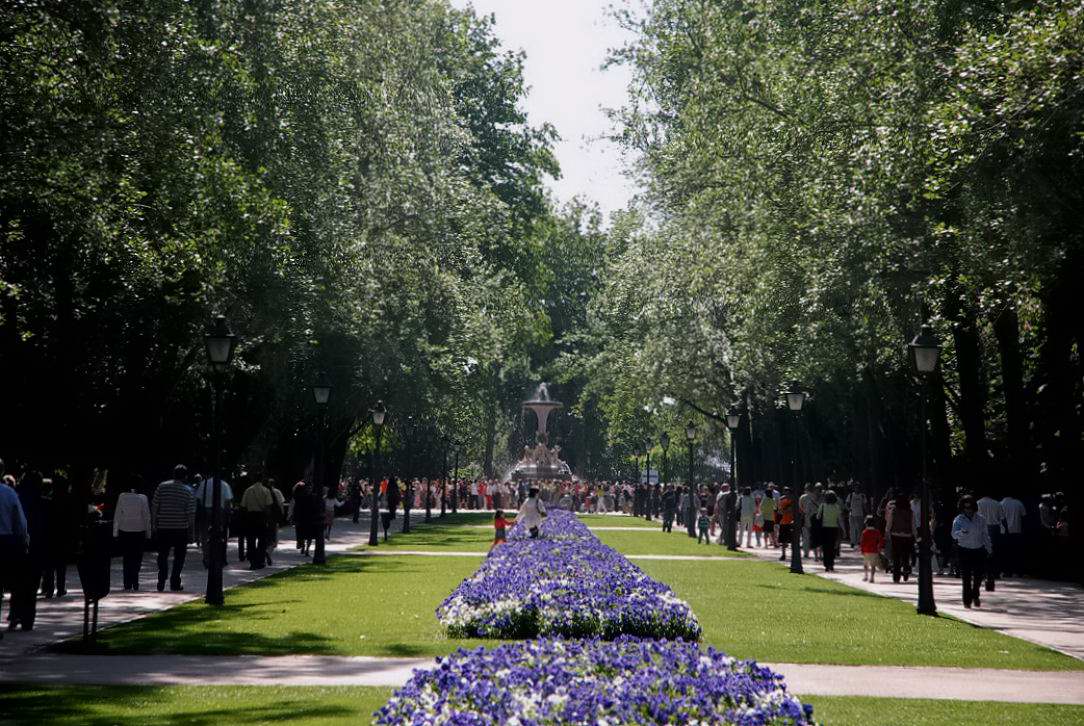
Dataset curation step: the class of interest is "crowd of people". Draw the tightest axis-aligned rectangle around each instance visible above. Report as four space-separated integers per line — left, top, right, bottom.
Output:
0 454 1074 632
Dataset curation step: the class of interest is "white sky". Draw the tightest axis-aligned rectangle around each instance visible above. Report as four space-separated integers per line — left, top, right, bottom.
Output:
450 0 639 219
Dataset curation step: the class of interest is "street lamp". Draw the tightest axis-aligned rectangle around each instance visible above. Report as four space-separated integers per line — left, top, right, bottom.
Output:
909 324 940 616
368 401 386 547
203 315 236 606
785 381 806 575
684 422 697 537
726 409 741 549
311 371 332 564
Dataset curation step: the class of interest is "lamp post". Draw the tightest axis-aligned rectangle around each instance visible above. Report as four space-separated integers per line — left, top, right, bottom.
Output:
311 372 332 565
368 401 386 547
685 421 697 537
440 434 448 517
909 324 940 616
726 409 741 550
203 315 236 606
785 381 806 575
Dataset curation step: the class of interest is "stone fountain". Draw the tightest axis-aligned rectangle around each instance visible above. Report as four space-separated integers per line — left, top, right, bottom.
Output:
508 383 574 482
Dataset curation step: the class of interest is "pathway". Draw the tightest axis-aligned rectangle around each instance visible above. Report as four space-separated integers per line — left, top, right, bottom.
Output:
2 653 1082 704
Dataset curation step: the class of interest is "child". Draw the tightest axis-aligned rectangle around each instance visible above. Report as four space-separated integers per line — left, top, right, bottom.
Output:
697 508 711 544
491 509 514 550
860 515 884 582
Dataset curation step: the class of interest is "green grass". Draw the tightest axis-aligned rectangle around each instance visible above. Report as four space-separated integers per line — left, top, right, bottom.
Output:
594 528 751 557
575 513 659 527
803 696 1084 725
83 511 1082 671
87 554 497 657
638 557 1083 671
371 512 492 552
3 687 1082 726
0 685 393 726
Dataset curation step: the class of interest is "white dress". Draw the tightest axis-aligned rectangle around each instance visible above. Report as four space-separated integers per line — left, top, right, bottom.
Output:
517 496 546 530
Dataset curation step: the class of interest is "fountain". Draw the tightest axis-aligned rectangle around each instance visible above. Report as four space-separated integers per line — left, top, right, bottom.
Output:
507 383 574 482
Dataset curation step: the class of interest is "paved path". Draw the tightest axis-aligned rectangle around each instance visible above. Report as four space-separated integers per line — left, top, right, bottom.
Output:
740 540 1084 661
3 653 1082 704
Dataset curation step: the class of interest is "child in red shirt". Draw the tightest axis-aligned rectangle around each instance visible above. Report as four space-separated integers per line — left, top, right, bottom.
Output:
491 510 513 550
859 515 884 582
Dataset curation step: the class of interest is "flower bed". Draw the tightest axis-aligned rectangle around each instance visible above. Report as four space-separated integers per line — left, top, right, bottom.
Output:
437 510 700 640
375 637 816 725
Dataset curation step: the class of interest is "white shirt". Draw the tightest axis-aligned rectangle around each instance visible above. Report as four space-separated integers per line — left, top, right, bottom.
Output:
976 497 1003 529
114 491 151 537
195 478 233 507
1001 497 1026 534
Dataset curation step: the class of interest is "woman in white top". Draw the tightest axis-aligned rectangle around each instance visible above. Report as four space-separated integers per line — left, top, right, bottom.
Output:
114 482 151 591
517 487 547 538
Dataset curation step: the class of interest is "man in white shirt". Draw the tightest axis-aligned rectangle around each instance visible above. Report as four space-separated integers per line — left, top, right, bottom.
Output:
976 492 1004 589
1000 494 1027 577
195 477 233 568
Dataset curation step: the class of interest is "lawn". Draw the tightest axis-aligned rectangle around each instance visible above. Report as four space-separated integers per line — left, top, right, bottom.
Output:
87 554 496 658
638 558 1083 671
804 696 1084 725
3 686 1082 726
593 528 751 557
82 512 1081 670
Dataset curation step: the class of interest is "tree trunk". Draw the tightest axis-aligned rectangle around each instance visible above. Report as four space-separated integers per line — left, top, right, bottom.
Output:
947 299 989 489
992 305 1029 483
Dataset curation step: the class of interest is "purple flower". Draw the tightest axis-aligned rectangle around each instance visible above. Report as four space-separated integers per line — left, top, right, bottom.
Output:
437 510 700 640
375 637 817 725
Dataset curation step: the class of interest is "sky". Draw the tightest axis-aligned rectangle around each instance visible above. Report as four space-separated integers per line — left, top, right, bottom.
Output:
450 0 639 219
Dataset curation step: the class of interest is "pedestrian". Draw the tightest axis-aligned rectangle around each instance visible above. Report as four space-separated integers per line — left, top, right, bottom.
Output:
323 485 337 542
976 490 1003 590
195 473 233 569
239 478 274 570
697 508 711 544
999 493 1026 578
847 486 867 549
490 509 513 550
799 484 817 559
290 481 311 555
738 487 756 547
859 515 884 583
384 477 401 540
817 490 843 572
41 476 76 598
113 475 151 591
0 461 28 639
777 490 795 562
951 495 993 609
885 492 914 583
760 487 777 548
265 480 285 565
517 487 547 538
152 465 196 592
661 485 676 533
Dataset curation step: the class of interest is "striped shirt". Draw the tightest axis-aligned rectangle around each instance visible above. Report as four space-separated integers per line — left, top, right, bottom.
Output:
152 480 195 531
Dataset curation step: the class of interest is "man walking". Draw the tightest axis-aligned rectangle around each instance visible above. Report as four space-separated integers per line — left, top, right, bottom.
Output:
661 485 676 533
0 461 28 639
1000 493 1026 577
152 465 196 592
847 485 867 549
195 473 233 568
240 478 274 569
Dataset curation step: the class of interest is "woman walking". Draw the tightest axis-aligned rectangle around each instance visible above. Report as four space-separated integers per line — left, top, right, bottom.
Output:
113 475 151 591
817 490 843 572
